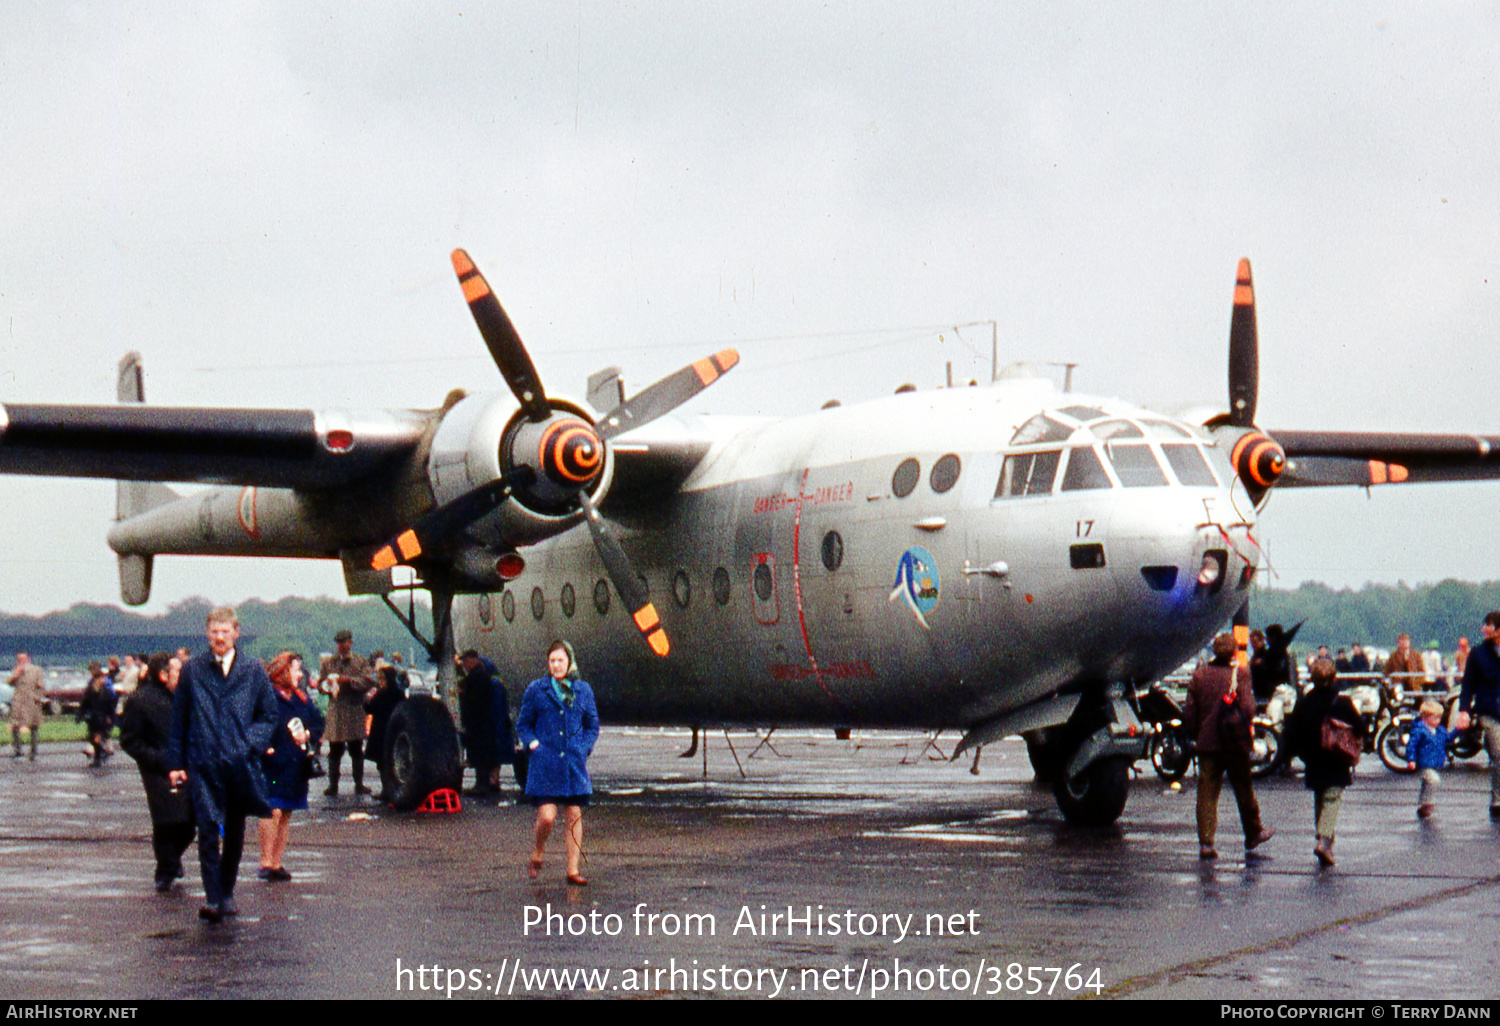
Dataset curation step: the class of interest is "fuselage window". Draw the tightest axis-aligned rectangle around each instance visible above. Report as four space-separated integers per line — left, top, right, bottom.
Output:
1106 443 1168 487
892 458 921 498
1010 414 1072 446
672 569 692 609
1060 445 1112 492
712 567 732 605
530 587 546 620
593 579 610 615
995 450 1060 499
753 561 774 601
929 453 961 493
501 590 516 623
821 530 844 571
1057 404 1107 422
1160 443 1218 487
478 592 493 626
560 582 576 618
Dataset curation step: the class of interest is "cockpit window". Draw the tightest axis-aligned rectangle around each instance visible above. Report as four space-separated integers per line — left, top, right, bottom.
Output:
996 450 1060 498
1060 445 1112 492
1106 443 1168 487
1057 405 1108 422
1090 419 1143 440
1142 419 1192 439
1161 443 1218 487
1010 414 1073 446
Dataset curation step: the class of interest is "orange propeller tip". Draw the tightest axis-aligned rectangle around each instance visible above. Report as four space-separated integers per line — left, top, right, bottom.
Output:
647 631 670 657
451 249 475 275
1236 257 1253 281
372 548 397 571
716 348 740 369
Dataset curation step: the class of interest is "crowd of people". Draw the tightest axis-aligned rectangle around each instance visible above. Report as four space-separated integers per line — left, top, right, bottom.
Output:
1186 614 1500 870
4 607 599 923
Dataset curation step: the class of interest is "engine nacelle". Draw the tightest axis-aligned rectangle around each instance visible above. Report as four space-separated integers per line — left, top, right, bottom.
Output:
427 392 614 548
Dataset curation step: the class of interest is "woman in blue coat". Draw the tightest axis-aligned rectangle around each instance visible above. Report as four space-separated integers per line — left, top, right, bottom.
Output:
516 640 599 886
257 651 323 882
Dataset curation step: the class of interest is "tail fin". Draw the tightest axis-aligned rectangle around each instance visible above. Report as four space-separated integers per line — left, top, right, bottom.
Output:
114 352 178 605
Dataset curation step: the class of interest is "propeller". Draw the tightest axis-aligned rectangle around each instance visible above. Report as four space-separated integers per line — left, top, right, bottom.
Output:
1228 258 1258 428
1217 258 1284 498
371 249 738 657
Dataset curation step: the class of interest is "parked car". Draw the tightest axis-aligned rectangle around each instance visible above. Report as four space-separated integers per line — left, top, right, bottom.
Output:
43 667 89 715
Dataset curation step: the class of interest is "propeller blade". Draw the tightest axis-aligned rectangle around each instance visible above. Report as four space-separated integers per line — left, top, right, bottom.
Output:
451 249 551 422
594 349 740 441
1233 600 1250 668
1228 257 1258 428
577 489 670 657
371 467 536 571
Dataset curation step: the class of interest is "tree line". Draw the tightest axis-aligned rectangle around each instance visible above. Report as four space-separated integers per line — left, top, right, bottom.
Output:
1255 579 1500 653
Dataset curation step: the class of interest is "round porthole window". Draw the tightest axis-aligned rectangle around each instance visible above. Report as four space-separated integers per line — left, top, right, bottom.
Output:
821 530 844 571
501 590 515 622
930 453 962 493
672 570 691 608
477 592 493 626
530 587 545 620
892 458 920 498
753 561 774 600
560 582 576 618
593 579 610 615
712 567 731 605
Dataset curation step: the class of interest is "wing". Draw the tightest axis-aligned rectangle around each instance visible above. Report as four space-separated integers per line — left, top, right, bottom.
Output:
0 403 431 489
1271 430 1500 488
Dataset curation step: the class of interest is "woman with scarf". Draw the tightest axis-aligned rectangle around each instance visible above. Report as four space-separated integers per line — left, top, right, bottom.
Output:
257 651 323 881
516 640 600 885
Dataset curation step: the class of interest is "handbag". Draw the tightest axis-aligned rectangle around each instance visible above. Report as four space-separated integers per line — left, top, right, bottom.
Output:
1320 716 1363 766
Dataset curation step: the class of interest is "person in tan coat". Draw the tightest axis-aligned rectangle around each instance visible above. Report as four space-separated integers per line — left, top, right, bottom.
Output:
8 652 45 761
317 630 375 796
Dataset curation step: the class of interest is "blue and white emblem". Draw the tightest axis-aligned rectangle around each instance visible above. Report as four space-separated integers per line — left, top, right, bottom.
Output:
889 545 940 629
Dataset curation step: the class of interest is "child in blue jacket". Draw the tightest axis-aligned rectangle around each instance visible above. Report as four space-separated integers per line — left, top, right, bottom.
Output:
1406 699 1451 819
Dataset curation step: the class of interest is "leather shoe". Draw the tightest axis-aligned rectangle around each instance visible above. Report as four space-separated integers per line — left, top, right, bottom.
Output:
1245 827 1275 851
198 904 223 924
220 896 239 917
354 784 372 796
154 877 173 893
1198 844 1218 860
566 873 589 886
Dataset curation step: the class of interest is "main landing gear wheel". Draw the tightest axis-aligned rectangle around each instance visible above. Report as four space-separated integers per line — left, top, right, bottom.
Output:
1053 756 1130 827
1024 729 1066 783
382 697 464 810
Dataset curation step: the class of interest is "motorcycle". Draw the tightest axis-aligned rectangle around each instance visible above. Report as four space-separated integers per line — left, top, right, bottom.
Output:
1377 693 1484 773
1137 681 1193 782
1247 681 1298 778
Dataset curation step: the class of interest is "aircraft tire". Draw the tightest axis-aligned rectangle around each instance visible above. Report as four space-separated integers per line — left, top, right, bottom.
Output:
1024 729 1066 783
382 697 464 810
1053 755 1130 826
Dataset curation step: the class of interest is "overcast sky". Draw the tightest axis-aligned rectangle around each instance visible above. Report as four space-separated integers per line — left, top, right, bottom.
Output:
2 2 1498 616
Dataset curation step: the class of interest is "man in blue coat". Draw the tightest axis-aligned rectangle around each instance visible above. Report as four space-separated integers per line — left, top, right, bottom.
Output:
167 607 278 923
1458 610 1500 819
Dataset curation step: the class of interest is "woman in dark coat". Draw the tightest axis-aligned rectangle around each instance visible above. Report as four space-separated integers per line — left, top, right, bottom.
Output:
77 663 116 766
364 660 407 803
119 653 195 891
1287 658 1365 868
516 640 599 886
257 652 323 882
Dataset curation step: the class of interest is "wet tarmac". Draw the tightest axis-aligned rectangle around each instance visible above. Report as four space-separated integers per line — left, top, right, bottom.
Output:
3 728 1499 1000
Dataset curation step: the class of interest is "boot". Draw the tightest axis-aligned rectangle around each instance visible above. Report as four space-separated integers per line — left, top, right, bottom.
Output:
324 760 340 796
1314 836 1335 868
